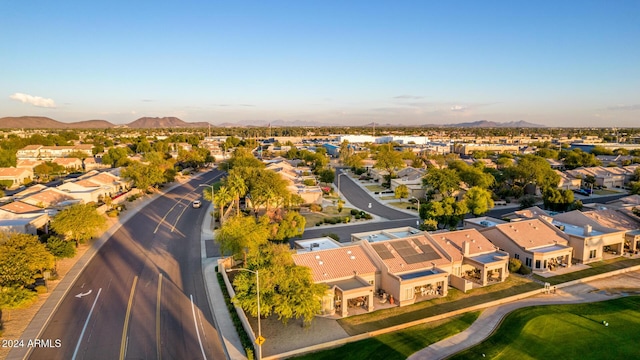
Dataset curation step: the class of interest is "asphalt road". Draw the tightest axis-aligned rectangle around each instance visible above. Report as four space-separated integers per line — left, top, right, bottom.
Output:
29 170 226 360
334 169 414 221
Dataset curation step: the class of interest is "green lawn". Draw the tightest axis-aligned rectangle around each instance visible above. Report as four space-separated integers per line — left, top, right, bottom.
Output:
302 206 356 228
450 296 640 360
365 185 387 192
338 275 541 335
388 201 418 211
593 189 619 195
533 257 640 285
292 312 480 360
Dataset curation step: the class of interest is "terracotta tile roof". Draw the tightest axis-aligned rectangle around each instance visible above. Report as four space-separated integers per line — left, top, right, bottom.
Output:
430 229 496 258
14 184 47 198
0 201 43 214
16 159 43 168
85 173 118 184
367 235 451 273
488 219 569 250
293 245 378 283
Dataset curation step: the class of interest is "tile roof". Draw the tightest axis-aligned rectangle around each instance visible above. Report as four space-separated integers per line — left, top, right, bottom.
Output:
293 245 378 283
22 189 74 207
488 219 569 250
429 229 497 259
74 179 101 188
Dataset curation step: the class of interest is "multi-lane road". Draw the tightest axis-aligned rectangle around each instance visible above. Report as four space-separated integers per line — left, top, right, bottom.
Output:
28 169 226 360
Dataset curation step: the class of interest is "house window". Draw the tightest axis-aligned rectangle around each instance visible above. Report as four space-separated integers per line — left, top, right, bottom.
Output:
589 249 597 259
525 258 532 267
543 260 547 269
535 260 541 269
369 280 374 285
514 254 520 260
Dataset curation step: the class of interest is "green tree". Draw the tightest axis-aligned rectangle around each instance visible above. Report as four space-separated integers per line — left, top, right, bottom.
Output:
50 203 107 247
232 243 326 326
0 148 18 167
65 150 90 160
317 168 335 185
394 184 409 200
102 147 132 167
121 161 166 191
45 236 76 271
226 169 248 215
374 145 404 185
464 187 495 216
270 211 306 241
214 185 234 224
542 188 575 212
34 161 66 181
420 197 468 230
423 168 460 198
0 233 54 287
0 287 38 313
215 215 269 261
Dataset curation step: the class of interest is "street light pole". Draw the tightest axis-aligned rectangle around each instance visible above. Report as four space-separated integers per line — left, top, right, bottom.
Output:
199 183 215 221
227 268 262 360
410 196 420 212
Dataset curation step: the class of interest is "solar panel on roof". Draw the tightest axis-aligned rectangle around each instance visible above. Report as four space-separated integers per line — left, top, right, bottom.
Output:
372 243 395 260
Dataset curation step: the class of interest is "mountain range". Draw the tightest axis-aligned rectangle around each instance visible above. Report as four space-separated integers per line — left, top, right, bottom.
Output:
0 116 546 129
0 116 212 129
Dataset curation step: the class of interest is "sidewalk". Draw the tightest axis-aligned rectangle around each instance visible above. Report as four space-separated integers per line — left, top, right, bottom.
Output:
407 282 620 360
7 179 189 360
200 202 246 360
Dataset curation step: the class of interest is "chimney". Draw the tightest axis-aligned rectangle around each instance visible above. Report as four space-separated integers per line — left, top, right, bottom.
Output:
463 241 470 256
583 224 592 236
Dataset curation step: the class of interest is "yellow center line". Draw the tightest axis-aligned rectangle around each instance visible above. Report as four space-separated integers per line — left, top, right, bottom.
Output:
120 276 138 360
156 274 163 360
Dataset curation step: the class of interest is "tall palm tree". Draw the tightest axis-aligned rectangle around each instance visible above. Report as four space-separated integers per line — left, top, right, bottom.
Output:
226 171 248 216
214 185 233 225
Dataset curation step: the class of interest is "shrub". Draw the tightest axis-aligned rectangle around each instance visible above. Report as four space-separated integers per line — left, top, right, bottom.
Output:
350 209 358 215
355 214 361 219
309 203 322 212
518 264 532 275
315 222 322 226
322 233 340 241
343 216 350 223
106 209 119 218
363 213 373 220
35 285 48 294
508 258 522 273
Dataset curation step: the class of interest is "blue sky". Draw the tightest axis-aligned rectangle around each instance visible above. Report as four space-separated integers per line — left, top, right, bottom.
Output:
1 1 639 127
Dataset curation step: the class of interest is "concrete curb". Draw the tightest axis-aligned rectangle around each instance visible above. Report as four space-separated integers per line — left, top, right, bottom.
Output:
8 176 196 360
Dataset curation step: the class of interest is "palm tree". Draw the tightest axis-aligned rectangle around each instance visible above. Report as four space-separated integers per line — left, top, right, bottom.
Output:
226 171 248 216
214 185 233 225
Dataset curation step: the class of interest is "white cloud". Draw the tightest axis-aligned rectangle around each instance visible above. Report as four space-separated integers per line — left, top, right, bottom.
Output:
451 105 468 112
9 92 56 108
606 104 640 111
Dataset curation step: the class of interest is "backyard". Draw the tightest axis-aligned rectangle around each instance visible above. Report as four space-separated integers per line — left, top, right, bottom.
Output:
450 296 640 360
338 275 540 334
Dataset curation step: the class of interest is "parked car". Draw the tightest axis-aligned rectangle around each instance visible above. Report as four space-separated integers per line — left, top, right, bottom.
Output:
192 200 202 208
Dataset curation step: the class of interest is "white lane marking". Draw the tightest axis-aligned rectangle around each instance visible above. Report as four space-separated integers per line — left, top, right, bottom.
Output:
72 287 102 360
171 200 191 232
75 289 92 298
190 294 207 360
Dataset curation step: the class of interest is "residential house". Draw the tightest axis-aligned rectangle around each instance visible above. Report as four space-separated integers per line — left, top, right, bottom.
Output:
359 235 451 307
463 217 507 230
480 219 573 272
0 167 34 189
551 211 627 264
581 209 640 254
0 207 48 235
428 229 509 290
390 167 426 199
21 188 79 209
17 144 94 160
53 157 83 172
16 159 44 171
56 181 108 204
501 206 550 221
292 245 378 317
556 170 581 190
